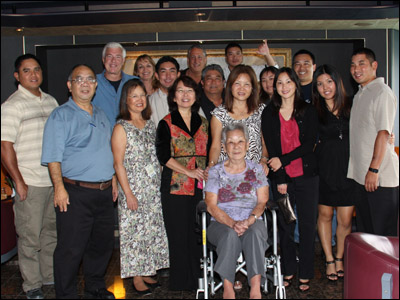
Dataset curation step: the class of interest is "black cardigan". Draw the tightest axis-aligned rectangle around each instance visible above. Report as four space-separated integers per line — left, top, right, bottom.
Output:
261 103 319 185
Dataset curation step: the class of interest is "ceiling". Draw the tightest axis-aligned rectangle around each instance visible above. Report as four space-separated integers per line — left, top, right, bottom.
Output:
1 1 399 36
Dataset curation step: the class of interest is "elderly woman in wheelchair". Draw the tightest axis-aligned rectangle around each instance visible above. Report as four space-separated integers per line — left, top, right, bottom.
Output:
204 123 269 299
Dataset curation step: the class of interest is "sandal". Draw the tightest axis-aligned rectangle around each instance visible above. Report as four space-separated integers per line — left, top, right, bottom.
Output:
233 280 242 290
325 260 338 281
335 257 344 278
298 279 310 292
283 275 294 287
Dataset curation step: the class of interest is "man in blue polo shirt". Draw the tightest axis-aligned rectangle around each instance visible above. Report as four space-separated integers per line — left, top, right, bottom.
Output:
92 42 138 127
42 64 117 299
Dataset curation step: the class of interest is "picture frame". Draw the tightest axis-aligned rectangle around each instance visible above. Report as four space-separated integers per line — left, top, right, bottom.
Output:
123 48 291 74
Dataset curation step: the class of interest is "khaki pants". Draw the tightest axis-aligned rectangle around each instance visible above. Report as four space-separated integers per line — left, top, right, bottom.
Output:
13 185 57 292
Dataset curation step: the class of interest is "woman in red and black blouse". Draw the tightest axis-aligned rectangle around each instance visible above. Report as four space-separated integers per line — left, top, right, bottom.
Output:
156 75 209 291
261 67 319 292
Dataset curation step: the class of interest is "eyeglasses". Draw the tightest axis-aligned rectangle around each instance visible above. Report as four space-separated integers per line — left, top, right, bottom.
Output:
70 77 97 85
176 89 195 95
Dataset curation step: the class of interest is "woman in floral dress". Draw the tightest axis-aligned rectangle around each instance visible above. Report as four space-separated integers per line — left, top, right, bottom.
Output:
111 79 169 294
155 76 209 291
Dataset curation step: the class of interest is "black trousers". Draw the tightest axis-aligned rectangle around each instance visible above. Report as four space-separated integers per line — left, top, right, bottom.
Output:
272 175 319 279
161 189 202 291
354 181 399 237
54 183 114 299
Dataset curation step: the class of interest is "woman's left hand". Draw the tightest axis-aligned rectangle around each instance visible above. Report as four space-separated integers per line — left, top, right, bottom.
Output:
268 157 282 172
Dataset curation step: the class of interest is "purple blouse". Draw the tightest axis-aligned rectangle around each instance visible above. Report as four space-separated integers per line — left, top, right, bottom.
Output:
204 159 269 221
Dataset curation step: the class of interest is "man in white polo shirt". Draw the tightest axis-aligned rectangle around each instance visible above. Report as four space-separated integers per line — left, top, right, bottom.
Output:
1 54 59 299
348 47 399 237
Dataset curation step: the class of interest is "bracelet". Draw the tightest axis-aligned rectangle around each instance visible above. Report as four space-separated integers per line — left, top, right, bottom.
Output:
368 167 379 173
251 213 257 222
209 161 215 166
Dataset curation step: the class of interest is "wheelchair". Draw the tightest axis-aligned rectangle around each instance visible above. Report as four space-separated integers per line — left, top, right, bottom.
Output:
196 200 286 299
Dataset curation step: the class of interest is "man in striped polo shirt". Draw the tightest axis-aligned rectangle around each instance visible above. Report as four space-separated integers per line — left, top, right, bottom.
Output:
1 54 59 299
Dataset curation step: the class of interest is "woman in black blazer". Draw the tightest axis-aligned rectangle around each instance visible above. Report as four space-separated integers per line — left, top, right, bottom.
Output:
261 67 319 292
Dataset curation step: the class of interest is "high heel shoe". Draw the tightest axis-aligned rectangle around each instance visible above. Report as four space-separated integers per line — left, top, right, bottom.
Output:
283 275 294 287
335 257 344 278
132 283 152 295
325 260 338 281
298 279 310 292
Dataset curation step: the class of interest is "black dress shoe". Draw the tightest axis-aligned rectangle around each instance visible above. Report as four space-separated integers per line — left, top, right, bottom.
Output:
145 281 161 290
84 288 115 299
157 268 170 277
132 283 152 296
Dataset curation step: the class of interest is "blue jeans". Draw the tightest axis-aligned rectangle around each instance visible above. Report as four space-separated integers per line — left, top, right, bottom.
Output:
294 206 337 246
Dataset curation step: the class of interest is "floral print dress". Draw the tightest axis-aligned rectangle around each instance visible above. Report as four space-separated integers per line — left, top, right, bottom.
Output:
117 119 169 278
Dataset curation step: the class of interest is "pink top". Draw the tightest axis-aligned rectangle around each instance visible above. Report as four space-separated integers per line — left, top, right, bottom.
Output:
279 113 304 178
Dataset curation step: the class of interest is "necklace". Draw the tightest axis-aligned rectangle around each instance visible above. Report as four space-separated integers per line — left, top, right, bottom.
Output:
338 117 343 140
234 107 248 118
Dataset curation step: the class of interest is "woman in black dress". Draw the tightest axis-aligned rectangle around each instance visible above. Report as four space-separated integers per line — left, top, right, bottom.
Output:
312 65 354 281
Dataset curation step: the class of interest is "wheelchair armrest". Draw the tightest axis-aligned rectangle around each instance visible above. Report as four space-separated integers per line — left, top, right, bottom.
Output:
196 200 208 214
196 200 210 227
266 200 279 211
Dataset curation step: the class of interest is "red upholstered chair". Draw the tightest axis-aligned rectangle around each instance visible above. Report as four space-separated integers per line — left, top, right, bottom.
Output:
344 232 399 299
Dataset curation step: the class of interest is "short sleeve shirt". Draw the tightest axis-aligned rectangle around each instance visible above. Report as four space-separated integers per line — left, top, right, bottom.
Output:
204 159 269 221
348 78 399 187
41 98 115 182
1 85 58 186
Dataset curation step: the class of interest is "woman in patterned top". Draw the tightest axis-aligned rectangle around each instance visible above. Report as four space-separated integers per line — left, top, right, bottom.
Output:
208 65 269 172
155 76 209 291
205 123 269 299
111 79 169 295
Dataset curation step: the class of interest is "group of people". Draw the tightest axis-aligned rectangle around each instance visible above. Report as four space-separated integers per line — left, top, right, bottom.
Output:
1 39 398 300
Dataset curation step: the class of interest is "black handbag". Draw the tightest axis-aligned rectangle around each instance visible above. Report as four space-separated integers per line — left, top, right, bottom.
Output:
276 193 296 224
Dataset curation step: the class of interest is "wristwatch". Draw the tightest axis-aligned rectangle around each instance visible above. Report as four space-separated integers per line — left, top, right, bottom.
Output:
368 167 379 173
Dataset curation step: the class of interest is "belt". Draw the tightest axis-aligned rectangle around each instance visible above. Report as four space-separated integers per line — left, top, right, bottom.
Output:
63 177 112 190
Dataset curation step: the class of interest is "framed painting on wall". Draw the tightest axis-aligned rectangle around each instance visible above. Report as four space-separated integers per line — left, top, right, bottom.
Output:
123 48 291 74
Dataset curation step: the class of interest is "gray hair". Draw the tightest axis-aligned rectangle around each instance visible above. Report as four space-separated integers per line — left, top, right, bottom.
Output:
102 42 126 59
201 64 225 81
187 44 207 58
221 123 249 145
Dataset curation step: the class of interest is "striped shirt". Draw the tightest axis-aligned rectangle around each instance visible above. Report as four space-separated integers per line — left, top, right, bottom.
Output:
1 85 58 186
